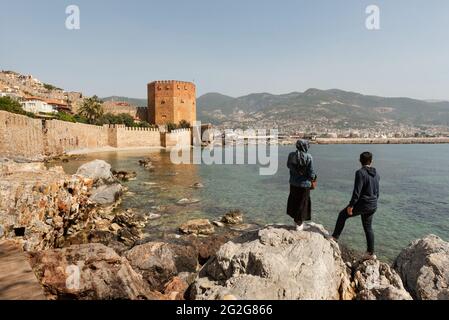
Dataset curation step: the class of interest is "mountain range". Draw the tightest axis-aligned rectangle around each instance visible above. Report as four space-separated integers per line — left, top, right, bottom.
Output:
103 89 449 130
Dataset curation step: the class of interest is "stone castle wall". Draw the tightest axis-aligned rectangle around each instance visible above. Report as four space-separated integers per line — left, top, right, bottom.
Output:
107 125 161 148
45 120 109 154
0 111 45 159
163 129 192 148
0 111 191 159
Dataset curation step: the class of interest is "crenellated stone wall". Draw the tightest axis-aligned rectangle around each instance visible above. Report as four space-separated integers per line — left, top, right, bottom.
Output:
106 124 161 148
163 128 192 148
0 111 191 159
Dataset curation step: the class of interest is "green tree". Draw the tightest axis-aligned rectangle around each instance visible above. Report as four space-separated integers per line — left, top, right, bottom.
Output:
0 96 34 117
166 122 178 132
178 119 191 129
78 95 104 124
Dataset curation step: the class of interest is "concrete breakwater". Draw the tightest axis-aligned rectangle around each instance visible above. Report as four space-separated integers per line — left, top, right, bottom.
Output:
315 137 449 144
0 110 191 160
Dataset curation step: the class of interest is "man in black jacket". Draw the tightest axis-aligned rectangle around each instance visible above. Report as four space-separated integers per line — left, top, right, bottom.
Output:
331 152 380 259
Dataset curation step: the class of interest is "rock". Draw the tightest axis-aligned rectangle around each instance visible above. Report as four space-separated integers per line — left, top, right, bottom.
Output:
29 243 160 300
110 223 122 232
190 224 354 300
76 160 115 185
163 277 189 300
148 213 161 220
393 235 449 300
0 224 4 238
125 242 198 291
179 219 214 236
139 158 155 170
0 163 94 251
191 182 204 189
221 210 243 225
213 221 225 228
353 259 412 300
177 198 200 205
89 184 123 205
186 232 240 265
94 219 111 232
112 170 137 181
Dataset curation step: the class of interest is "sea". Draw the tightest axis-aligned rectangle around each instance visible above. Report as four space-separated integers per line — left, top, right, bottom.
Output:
54 144 449 262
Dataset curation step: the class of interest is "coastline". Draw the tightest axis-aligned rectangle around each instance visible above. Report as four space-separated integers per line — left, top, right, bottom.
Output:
65 146 165 155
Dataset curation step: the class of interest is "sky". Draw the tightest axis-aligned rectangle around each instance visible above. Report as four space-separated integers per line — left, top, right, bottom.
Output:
1 0 449 100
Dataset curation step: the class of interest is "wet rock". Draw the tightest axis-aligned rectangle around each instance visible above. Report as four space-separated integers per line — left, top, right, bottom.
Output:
177 198 200 205
89 184 123 205
29 243 160 300
353 259 412 300
190 224 354 300
393 235 449 300
112 170 137 181
125 242 198 291
148 213 161 220
76 160 115 185
139 158 155 170
213 221 225 228
221 210 243 225
191 182 204 189
179 219 214 236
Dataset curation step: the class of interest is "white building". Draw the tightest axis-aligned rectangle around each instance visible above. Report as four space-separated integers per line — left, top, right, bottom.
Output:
21 97 56 114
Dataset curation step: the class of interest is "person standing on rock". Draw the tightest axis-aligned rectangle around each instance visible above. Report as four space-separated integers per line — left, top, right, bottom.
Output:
287 139 317 231
331 152 380 260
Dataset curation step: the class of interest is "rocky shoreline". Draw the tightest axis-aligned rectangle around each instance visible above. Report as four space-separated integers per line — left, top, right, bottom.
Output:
0 158 448 300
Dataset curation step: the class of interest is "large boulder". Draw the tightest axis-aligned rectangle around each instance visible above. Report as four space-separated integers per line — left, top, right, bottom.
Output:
353 259 412 300
89 184 123 205
393 235 449 300
190 224 354 300
76 160 115 185
125 242 199 292
29 243 161 300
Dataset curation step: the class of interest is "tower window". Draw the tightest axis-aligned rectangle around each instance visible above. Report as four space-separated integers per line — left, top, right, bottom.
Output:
161 100 166 104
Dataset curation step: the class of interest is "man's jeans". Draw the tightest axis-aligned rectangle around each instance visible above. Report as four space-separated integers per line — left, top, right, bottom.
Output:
332 207 376 254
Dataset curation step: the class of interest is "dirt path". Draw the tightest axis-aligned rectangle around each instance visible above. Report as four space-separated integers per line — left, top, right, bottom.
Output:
0 240 46 300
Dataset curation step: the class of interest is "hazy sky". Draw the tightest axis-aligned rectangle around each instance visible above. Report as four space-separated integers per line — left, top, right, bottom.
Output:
1 0 448 99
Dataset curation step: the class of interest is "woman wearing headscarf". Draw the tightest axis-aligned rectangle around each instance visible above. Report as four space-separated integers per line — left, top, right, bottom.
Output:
287 139 317 231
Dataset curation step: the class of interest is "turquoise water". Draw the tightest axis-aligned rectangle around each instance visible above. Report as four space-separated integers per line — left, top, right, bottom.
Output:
57 145 449 261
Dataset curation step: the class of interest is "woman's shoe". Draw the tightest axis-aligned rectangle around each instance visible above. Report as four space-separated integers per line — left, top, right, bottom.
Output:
296 224 304 232
362 252 377 261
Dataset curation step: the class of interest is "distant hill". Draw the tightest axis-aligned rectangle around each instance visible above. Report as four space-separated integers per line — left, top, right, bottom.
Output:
197 89 449 129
